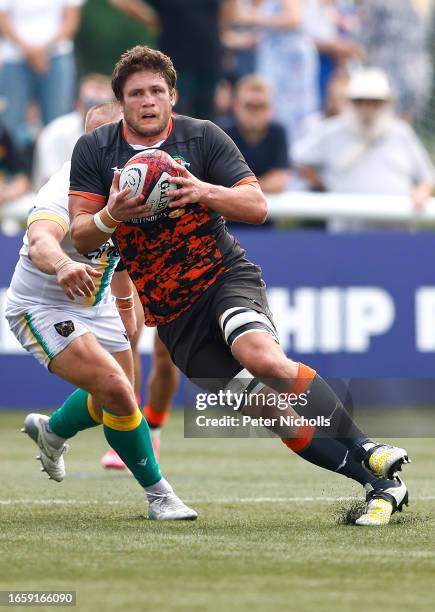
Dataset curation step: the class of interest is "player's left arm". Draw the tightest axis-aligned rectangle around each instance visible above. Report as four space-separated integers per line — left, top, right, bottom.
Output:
167 121 267 224
168 169 267 224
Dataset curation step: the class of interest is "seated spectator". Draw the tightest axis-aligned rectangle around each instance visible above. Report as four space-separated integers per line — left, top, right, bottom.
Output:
291 73 349 211
0 121 32 233
294 68 435 231
33 73 113 189
224 74 290 194
296 72 349 143
0 0 84 150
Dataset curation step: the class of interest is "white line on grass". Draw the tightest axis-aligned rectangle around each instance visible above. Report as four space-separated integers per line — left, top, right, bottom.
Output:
0 499 121 505
1 495 435 505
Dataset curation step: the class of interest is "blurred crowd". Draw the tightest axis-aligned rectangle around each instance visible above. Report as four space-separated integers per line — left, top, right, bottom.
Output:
0 0 434 234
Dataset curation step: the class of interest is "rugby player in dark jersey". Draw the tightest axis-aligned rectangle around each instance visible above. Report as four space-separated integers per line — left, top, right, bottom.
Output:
68 46 410 526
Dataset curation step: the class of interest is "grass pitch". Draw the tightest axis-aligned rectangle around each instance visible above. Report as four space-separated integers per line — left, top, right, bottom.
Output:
0 410 434 612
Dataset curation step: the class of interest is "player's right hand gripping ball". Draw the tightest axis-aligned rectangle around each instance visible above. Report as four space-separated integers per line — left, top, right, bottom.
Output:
119 149 181 215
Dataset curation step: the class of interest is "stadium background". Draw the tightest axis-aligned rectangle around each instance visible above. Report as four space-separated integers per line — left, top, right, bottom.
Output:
2 0 435 407
3 229 435 407
0 3 434 612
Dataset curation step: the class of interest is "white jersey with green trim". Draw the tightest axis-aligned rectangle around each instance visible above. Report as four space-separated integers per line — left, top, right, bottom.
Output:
6 161 119 312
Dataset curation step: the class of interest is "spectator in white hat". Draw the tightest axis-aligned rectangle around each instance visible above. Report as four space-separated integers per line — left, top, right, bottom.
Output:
293 67 435 231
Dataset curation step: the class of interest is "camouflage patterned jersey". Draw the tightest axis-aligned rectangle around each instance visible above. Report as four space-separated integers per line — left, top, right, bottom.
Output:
69 115 257 326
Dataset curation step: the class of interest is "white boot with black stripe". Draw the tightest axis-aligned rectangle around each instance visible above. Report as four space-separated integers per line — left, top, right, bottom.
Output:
356 476 409 526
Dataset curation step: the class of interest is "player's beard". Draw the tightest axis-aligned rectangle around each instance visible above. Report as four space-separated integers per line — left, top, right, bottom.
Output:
124 106 172 140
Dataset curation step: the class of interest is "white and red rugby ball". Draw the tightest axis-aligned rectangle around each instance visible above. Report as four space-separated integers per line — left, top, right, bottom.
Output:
119 149 181 215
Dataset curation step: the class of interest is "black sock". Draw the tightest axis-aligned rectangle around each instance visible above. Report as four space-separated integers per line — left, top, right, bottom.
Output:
295 434 378 487
298 374 374 459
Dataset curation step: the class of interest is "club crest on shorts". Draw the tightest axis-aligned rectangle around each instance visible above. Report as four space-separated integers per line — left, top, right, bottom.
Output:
54 320 75 337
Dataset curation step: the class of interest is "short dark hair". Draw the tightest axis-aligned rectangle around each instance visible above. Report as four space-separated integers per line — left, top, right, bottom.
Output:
112 46 177 101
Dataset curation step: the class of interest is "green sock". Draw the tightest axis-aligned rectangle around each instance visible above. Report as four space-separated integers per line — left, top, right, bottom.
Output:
103 409 161 487
49 389 101 439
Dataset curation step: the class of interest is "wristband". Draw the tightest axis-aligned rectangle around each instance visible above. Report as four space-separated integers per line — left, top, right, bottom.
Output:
113 293 134 301
105 206 122 224
53 256 75 273
94 211 117 234
115 293 134 310
116 303 135 311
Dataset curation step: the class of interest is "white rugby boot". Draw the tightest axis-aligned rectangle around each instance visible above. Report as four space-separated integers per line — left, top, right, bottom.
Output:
363 444 411 479
356 476 409 526
148 492 198 521
21 413 68 482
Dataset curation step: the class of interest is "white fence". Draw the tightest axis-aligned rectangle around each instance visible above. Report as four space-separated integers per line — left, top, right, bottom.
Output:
266 192 435 223
1 191 435 229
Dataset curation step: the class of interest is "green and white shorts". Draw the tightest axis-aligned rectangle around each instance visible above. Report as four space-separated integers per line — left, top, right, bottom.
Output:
5 302 130 369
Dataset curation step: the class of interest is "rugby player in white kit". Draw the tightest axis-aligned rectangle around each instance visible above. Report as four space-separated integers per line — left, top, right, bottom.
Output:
5 102 197 521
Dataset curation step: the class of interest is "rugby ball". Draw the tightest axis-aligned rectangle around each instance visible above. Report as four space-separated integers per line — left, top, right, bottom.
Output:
119 149 180 214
